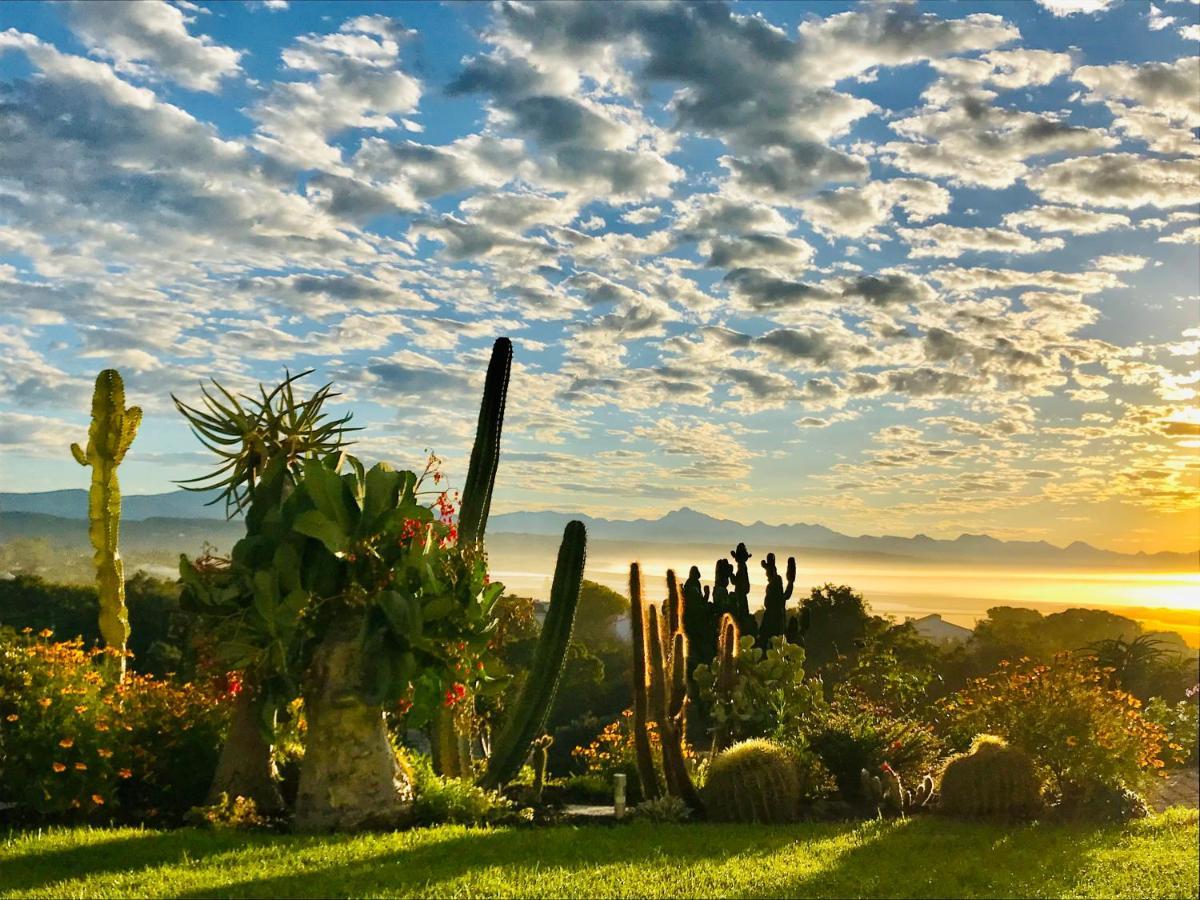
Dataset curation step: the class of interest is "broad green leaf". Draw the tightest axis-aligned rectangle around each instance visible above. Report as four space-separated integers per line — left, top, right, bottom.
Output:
293 508 349 556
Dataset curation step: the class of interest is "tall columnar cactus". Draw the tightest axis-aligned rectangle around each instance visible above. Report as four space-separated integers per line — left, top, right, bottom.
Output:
711 558 734 620
480 521 586 790
710 613 740 755
628 563 661 801
681 565 716 672
757 552 796 648
641 570 702 813
71 369 141 680
458 337 512 547
729 543 757 639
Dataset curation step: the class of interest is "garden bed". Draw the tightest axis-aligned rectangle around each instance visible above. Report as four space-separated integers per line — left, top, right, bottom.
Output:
2 808 1196 899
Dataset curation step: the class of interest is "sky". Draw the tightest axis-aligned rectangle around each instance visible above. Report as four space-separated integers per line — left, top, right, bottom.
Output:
0 0 1197 553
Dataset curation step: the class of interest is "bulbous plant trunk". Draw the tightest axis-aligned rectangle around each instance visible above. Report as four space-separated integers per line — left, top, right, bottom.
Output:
207 687 284 814
294 609 413 832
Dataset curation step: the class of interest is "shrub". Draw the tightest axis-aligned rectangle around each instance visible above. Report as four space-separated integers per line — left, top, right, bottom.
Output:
571 710 699 804
938 734 1044 819
629 795 692 823
939 654 1168 799
409 752 515 825
703 739 803 823
1063 782 1150 824
0 629 227 824
1143 696 1198 768
802 702 941 803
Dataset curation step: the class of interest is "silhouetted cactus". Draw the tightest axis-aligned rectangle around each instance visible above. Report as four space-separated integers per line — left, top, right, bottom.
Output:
681 566 716 672
710 613 740 755
711 558 734 620
627 563 661 801
481 521 585 789
938 734 1043 819
729 543 757 639
703 739 801 823
71 369 141 680
757 552 795 648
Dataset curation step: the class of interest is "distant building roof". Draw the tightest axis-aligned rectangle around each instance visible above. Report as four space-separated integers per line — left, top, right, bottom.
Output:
907 613 973 644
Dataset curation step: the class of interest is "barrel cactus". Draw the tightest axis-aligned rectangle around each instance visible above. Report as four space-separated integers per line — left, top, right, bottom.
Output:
938 734 1044 819
703 738 802 824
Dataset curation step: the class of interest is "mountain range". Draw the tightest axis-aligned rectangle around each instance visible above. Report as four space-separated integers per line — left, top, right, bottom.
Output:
2 490 1194 569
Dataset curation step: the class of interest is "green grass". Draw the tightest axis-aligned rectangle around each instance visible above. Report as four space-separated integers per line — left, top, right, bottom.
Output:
1 808 1196 899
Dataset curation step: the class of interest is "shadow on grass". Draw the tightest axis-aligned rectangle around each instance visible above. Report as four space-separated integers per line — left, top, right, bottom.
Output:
0 829 331 896
166 822 825 899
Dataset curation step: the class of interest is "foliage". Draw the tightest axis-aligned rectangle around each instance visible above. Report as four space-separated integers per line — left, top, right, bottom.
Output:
937 734 1044 820
172 369 355 518
409 753 516 826
939 654 1168 798
1143 696 1199 768
796 583 871 674
0 629 228 824
703 739 804 823
693 634 818 746
184 793 276 830
629 794 692 823
800 698 941 803
0 572 198 678
1062 782 1151 824
70 368 142 678
571 710 700 805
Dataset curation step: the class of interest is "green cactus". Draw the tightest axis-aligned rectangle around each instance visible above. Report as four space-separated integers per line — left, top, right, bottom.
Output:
531 733 554 804
861 766 934 816
480 521 585 790
938 734 1044 819
71 369 141 680
642 571 702 812
710 613 740 755
458 337 512 547
703 738 801 824
628 563 661 801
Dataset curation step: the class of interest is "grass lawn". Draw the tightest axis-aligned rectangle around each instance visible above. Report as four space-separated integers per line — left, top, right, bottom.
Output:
1 807 1196 899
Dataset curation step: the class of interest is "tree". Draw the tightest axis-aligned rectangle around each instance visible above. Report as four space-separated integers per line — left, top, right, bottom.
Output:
797 583 871 675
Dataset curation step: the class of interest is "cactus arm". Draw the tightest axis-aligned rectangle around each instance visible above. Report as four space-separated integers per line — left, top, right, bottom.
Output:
628 563 661 801
457 337 512 546
664 630 703 811
480 521 585 790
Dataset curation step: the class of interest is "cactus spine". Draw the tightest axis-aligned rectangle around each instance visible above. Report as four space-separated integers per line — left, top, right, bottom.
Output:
71 369 141 680
480 521 586 789
628 563 661 801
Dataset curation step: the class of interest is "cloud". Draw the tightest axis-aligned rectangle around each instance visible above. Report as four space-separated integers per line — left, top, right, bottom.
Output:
1002 205 1132 234
64 0 242 92
800 179 950 239
898 224 1065 259
1025 154 1200 209
1034 0 1117 16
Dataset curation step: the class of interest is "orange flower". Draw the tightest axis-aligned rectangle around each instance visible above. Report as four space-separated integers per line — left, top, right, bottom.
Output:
1066 736 1077 746
91 794 105 805
74 762 87 771
118 768 132 779
52 762 66 773
37 698 52 709
38 628 53 638
97 748 113 759
74 705 87 714
4 714 17 722
59 737 74 749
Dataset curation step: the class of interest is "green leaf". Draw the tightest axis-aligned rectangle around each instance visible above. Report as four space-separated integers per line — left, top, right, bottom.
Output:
302 457 353 533
293 509 349 556
361 463 402 534
377 590 420 640
421 594 455 622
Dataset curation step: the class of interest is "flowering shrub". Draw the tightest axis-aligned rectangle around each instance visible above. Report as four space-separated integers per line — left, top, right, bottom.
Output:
1143 694 1199 768
0 629 228 824
939 654 1168 798
571 710 699 802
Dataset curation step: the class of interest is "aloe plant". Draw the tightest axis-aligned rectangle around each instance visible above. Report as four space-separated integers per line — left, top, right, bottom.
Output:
71 370 140 680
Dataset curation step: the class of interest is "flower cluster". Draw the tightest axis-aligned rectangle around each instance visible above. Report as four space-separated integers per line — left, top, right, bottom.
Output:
0 629 228 824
